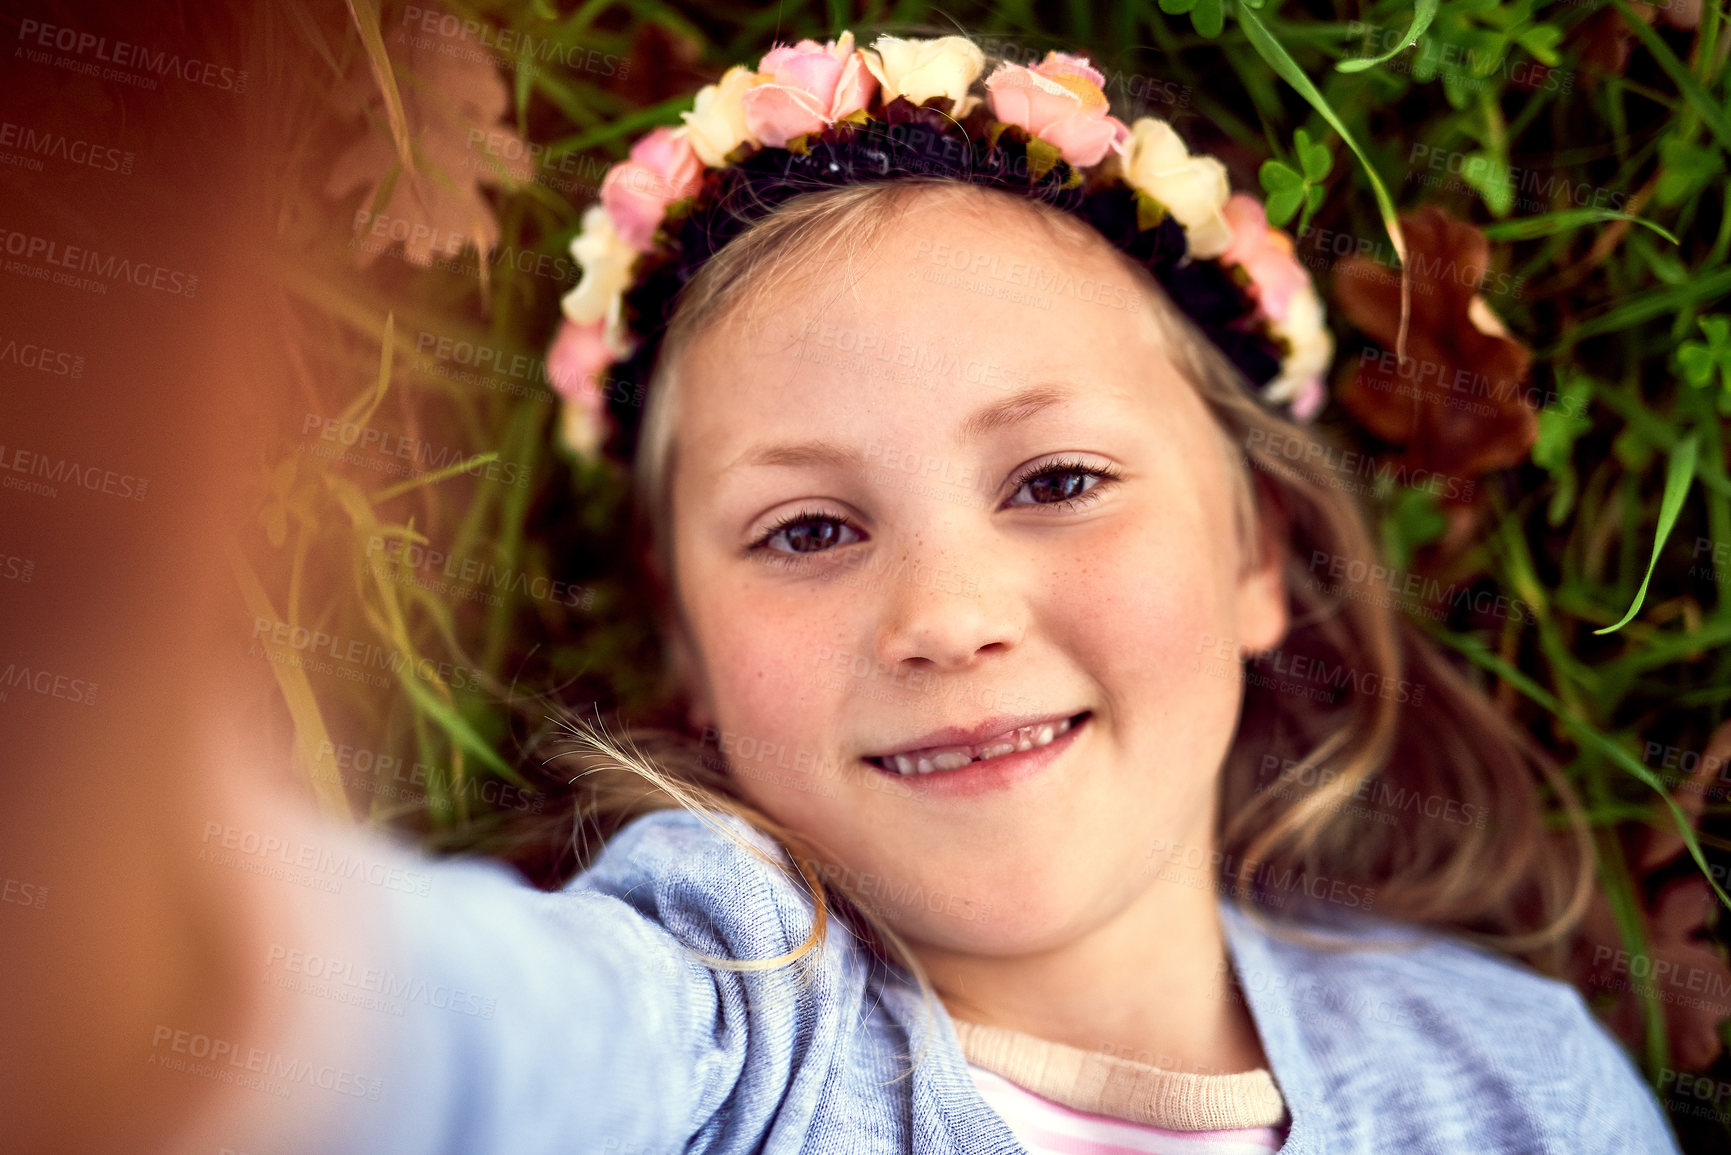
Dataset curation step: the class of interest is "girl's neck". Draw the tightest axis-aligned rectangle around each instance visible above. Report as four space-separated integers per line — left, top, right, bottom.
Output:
913 871 1269 1077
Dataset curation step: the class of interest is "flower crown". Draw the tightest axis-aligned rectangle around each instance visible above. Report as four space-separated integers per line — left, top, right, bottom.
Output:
548 32 1333 461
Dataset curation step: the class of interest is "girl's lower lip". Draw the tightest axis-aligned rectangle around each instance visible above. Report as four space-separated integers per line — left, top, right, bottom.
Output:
861 712 1089 799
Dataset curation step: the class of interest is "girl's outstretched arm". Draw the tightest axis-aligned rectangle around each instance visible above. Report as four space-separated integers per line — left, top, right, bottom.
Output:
1 636 720 1155
0 309 719 1155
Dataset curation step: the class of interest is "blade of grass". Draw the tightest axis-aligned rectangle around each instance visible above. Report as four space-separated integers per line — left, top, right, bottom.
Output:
1595 827 1669 1072
1236 4 1411 359
542 94 694 159
1552 264 1731 350
397 672 524 783
1430 625 1731 911
1609 0 1731 153
481 401 549 674
1482 209 1679 246
409 704 452 826
1591 383 1731 500
525 64 605 134
1597 615 1731 680
324 474 528 791
372 453 500 503
1336 0 1436 73
1490 503 1602 711
1235 5 1402 247
1596 434 1698 634
1687 385 1731 581
342 0 412 170
226 541 351 820
339 312 395 429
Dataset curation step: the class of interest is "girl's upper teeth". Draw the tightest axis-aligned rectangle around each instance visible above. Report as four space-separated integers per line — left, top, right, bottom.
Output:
881 716 1075 775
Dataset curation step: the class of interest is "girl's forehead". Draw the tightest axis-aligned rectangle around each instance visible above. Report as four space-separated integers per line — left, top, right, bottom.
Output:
701 192 1164 379
658 187 1200 500
676 297 1185 496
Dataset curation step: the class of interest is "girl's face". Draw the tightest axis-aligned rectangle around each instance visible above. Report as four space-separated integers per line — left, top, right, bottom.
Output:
664 188 1287 956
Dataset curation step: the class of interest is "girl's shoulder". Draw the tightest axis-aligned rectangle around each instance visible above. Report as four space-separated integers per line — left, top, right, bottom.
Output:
569 807 851 963
1220 897 1586 1024
580 805 796 888
1220 900 1679 1152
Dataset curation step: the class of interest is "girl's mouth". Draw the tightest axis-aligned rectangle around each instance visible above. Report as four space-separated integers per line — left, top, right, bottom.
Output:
865 711 1091 776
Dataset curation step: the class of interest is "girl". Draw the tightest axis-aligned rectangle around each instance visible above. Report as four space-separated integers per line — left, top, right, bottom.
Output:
4 29 1682 1155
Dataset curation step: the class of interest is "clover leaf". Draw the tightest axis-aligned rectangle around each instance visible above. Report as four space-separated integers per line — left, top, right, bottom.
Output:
1159 0 1224 39
1678 316 1731 415
1259 128 1332 229
1531 372 1594 525
1657 136 1726 207
1380 485 1450 574
1259 160 1306 226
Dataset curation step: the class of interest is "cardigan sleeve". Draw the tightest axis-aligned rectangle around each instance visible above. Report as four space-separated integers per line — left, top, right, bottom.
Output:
228 808 844 1155
1561 987 1683 1155
272 840 723 1155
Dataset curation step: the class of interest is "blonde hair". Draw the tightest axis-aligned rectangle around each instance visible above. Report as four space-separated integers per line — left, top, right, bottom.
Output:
507 176 1592 989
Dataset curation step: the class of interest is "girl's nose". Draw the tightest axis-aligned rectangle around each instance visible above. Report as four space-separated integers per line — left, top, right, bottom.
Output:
869 526 1027 673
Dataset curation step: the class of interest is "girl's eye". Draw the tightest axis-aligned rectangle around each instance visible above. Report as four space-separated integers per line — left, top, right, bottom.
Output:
749 458 1118 567
751 509 864 563
1004 458 1122 510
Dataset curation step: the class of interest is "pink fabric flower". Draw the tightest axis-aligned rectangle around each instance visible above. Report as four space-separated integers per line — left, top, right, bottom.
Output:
1290 376 1326 423
1218 193 1309 323
985 51 1128 167
546 318 617 454
1030 51 1106 88
600 128 703 252
741 31 878 149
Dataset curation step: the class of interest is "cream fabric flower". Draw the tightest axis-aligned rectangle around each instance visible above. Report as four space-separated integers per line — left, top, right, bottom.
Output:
562 206 638 356
1122 118 1233 259
561 395 607 459
863 35 985 115
681 65 765 167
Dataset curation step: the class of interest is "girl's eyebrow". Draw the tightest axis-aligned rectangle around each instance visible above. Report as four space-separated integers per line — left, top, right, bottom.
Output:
959 382 1071 443
725 383 1073 473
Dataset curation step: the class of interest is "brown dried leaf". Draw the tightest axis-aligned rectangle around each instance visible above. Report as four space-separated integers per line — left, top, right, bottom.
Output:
1637 721 1731 870
326 13 533 267
1333 206 1537 490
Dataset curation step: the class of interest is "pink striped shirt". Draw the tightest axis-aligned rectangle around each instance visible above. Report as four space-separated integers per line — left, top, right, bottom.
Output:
968 1065 1287 1155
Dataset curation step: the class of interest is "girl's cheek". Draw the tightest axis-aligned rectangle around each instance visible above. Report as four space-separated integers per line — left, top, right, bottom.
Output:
709 601 839 745
1073 523 1226 655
